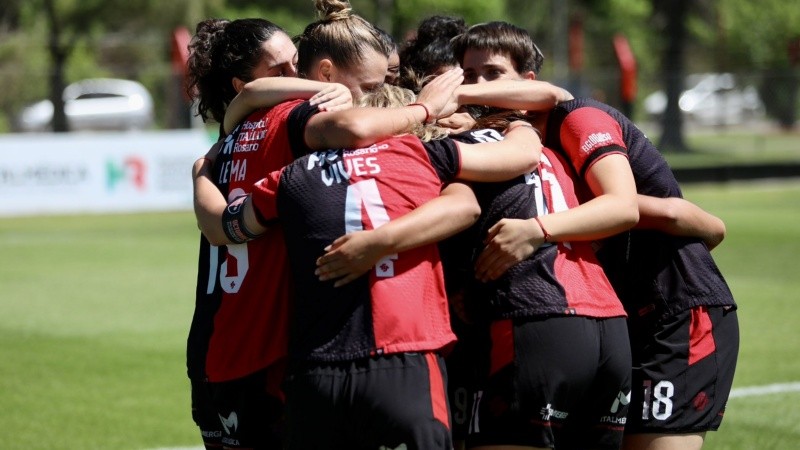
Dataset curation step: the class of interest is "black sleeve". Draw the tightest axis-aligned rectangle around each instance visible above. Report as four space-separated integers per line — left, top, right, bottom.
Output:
423 137 461 183
287 101 321 159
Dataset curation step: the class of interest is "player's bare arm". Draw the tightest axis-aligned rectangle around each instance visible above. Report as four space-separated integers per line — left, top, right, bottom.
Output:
636 195 726 250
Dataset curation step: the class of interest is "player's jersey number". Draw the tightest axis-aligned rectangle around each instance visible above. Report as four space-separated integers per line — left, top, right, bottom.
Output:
206 244 250 294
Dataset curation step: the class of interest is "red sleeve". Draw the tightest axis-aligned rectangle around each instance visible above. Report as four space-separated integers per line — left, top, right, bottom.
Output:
558 107 628 177
250 169 284 225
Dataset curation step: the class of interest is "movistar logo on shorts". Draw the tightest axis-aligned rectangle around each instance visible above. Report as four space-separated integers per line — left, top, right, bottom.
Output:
218 411 238 434
378 444 407 450
539 403 568 421
611 390 631 413
580 132 613 154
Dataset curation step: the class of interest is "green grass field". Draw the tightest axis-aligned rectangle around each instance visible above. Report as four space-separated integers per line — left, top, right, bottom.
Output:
1 180 800 449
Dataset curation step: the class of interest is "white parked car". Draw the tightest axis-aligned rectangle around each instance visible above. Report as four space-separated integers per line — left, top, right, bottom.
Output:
643 73 764 126
16 78 154 132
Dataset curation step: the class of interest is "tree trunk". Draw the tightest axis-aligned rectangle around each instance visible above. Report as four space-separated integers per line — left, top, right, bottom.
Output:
49 50 68 132
657 0 690 152
374 0 394 35
44 0 69 132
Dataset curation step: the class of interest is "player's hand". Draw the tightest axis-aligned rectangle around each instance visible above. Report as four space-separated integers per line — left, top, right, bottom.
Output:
309 83 353 112
436 111 476 134
416 68 464 122
193 141 223 179
474 218 545 282
316 230 388 287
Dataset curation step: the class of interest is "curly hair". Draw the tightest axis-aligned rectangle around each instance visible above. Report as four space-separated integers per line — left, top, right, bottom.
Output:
398 15 467 93
186 18 286 123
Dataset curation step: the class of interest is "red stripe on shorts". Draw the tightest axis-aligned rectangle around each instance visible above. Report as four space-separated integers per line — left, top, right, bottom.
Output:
425 352 451 428
489 319 514 376
688 306 716 365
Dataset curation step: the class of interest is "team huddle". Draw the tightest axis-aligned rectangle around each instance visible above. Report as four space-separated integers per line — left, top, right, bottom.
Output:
185 1 739 449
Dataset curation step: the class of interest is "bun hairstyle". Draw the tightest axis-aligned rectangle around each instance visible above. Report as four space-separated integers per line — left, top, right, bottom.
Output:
295 0 387 79
186 18 286 123
315 0 352 20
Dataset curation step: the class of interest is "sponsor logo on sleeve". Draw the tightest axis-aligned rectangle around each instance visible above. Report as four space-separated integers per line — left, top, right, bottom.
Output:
580 132 613 154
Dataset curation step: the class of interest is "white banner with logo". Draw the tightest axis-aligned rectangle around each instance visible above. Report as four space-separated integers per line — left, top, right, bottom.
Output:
0 130 214 217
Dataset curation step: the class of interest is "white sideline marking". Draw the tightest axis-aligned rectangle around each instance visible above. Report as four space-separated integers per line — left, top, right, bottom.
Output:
146 382 800 450
149 447 205 450
729 382 800 399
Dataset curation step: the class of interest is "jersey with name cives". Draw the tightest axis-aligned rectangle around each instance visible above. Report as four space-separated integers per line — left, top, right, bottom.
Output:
188 99 317 382
250 134 463 362
543 97 736 318
454 130 625 320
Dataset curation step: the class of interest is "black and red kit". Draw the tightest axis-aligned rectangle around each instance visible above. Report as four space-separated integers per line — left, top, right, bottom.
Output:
249 134 466 362
542 97 737 318
542 98 739 435
188 99 319 383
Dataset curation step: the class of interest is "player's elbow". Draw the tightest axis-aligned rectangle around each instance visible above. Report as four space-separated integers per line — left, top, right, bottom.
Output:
620 196 640 230
706 218 727 250
203 230 231 247
465 201 481 224
524 144 541 172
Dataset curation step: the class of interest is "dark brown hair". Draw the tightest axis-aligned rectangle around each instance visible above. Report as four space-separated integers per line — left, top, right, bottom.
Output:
452 21 544 76
186 18 287 123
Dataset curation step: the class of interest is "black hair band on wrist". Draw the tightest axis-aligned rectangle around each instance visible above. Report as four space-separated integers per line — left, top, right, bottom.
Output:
222 195 259 244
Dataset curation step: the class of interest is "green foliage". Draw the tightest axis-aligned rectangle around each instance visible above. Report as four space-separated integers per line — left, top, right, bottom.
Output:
0 0 796 130
392 0 506 36
0 30 50 130
720 0 800 68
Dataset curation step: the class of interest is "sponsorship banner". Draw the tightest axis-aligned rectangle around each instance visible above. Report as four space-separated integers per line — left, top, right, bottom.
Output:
0 130 213 217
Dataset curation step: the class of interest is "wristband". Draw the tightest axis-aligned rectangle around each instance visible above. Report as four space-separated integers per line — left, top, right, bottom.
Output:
534 216 552 243
409 102 432 124
222 195 259 244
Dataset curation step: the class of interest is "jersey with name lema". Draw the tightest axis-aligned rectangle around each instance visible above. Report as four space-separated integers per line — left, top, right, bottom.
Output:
543 97 736 317
188 99 312 382
251 134 462 362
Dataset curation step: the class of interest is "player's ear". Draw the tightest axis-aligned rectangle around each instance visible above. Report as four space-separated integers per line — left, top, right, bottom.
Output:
232 77 247 93
317 59 333 82
522 71 536 81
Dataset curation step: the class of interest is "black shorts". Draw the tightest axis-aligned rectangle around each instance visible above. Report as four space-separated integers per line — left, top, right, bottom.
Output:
626 305 739 434
445 321 490 442
467 316 632 450
283 352 452 450
190 363 286 449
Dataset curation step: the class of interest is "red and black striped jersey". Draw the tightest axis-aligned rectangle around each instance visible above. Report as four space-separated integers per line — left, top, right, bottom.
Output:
250 134 463 362
459 129 626 319
543 98 736 318
187 99 318 382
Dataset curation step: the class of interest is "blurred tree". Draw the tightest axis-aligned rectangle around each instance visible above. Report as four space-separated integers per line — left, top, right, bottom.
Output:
38 0 152 131
0 0 792 133
350 0 505 40
720 0 800 128
652 0 691 152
